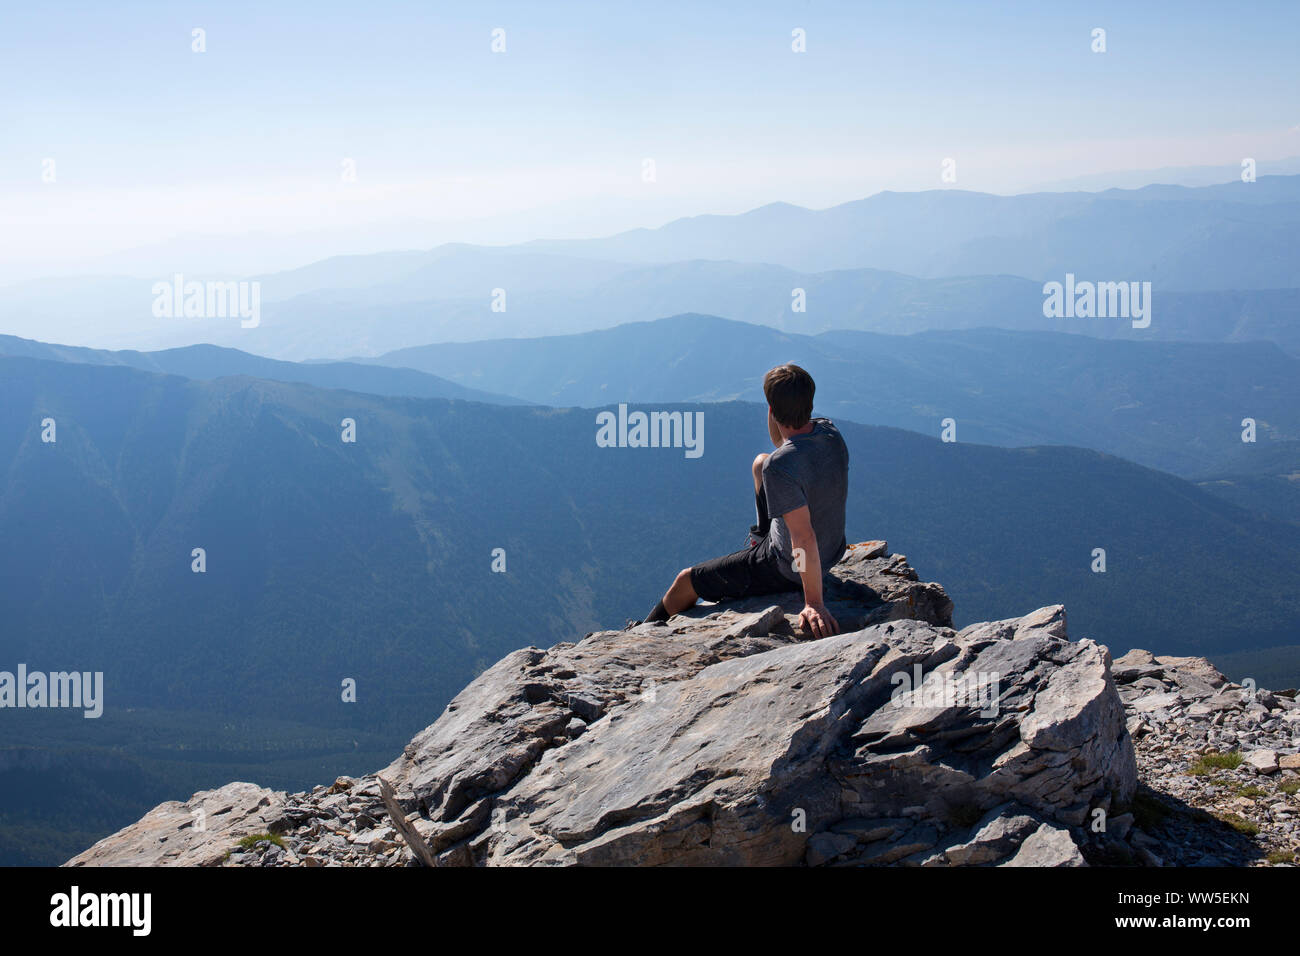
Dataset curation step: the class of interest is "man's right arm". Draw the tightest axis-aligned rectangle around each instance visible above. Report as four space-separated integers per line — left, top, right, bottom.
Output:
782 505 839 638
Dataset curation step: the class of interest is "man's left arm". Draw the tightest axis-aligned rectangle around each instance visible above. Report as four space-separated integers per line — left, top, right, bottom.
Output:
782 505 840 638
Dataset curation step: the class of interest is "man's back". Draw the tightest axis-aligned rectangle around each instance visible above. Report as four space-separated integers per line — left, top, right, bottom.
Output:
762 417 849 581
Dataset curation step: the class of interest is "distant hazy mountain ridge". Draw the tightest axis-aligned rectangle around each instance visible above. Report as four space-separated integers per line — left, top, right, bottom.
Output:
5 176 1300 358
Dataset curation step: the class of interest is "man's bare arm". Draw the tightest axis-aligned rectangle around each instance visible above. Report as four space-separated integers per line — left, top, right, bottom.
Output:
782 505 840 638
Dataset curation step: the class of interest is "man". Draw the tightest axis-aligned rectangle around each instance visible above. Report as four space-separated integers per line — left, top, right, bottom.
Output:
642 364 849 638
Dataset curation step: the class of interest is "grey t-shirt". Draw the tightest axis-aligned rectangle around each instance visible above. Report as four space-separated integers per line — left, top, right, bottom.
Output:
763 418 849 582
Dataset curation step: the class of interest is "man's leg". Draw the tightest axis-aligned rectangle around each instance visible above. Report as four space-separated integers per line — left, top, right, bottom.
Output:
645 453 772 625
663 567 699 616
644 567 695 623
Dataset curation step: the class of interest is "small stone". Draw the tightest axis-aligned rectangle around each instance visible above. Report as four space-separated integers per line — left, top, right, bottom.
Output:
1244 750 1279 775
1000 824 1085 867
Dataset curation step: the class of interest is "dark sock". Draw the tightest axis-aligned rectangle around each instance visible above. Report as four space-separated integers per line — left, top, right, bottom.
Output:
645 599 670 623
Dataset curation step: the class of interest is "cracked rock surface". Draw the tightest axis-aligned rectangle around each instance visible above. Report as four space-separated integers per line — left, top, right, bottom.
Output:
65 541 1297 867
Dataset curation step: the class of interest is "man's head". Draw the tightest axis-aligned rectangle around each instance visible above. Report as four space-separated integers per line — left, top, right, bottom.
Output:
763 363 815 429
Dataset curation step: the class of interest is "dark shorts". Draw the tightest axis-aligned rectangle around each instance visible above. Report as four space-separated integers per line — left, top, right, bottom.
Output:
689 537 801 603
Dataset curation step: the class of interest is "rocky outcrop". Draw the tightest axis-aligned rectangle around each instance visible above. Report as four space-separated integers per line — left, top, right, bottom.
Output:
65 541 1296 867
62 781 288 867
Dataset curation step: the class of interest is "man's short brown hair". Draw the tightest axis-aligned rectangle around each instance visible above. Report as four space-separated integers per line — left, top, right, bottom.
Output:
764 364 815 428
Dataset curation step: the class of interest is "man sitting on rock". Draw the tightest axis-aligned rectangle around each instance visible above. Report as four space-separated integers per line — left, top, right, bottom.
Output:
642 363 849 638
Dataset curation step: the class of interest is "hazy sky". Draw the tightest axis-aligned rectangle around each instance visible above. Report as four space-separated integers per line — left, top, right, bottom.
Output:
3 0 1298 278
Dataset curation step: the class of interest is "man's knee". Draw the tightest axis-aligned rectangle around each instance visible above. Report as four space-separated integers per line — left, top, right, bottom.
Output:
670 567 697 601
752 453 768 486
664 567 698 614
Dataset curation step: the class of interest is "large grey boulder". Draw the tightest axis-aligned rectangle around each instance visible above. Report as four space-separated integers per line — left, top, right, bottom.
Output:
64 541 1142 868
374 545 1130 866
469 608 1132 866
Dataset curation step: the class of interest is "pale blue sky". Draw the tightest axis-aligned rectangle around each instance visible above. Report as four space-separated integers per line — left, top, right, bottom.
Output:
2 0 1298 277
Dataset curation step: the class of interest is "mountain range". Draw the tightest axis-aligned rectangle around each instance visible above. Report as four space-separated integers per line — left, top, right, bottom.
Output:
9 318 1298 513
0 333 524 405
371 314 1300 483
5 176 1300 359
12 353 1297 712
520 176 1300 283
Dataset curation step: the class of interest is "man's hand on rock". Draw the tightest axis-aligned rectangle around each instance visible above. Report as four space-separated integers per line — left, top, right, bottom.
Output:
799 602 840 638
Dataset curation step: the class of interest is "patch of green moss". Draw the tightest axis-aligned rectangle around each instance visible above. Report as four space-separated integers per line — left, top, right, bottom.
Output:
1188 750 1242 775
1212 812 1259 836
236 831 284 851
